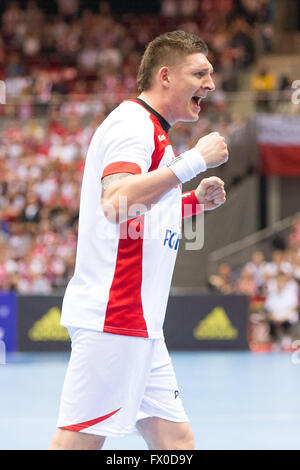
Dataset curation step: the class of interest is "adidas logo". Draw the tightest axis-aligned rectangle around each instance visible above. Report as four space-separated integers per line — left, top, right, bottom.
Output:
158 134 166 142
28 307 70 342
193 307 238 340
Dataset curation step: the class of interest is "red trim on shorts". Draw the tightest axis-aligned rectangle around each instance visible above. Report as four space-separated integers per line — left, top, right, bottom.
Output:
182 191 203 218
59 408 122 432
102 162 141 179
103 215 149 337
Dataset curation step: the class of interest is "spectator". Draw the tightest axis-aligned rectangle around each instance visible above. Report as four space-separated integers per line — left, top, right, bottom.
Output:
24 0 44 27
235 266 258 296
251 66 276 111
209 263 235 294
288 217 300 253
271 232 286 251
8 221 31 258
230 17 256 68
5 51 25 77
291 252 300 284
56 0 80 21
20 191 42 224
245 251 267 293
264 272 299 349
264 250 293 282
77 39 99 74
179 0 199 18
0 246 18 291
160 0 179 18
22 32 42 56
1 1 24 37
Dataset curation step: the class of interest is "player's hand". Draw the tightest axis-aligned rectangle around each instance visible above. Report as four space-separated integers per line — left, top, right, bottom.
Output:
195 132 228 168
195 177 226 211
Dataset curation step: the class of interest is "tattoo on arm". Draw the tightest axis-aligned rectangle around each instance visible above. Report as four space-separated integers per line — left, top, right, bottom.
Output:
101 173 132 198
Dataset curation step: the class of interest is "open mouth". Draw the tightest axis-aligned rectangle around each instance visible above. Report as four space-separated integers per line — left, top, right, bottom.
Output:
191 96 202 108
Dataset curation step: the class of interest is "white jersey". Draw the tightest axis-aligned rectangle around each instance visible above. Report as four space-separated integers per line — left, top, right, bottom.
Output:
60 99 182 339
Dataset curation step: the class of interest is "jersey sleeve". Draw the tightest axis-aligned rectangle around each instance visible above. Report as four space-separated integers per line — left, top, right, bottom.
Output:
100 116 155 179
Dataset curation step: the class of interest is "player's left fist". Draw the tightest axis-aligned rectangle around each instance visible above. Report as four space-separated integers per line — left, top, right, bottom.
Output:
195 177 226 211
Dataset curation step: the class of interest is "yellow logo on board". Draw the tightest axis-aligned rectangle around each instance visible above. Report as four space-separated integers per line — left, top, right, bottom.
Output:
28 307 70 342
193 307 238 340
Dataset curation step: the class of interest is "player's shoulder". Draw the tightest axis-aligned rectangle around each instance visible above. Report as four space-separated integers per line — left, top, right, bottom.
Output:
113 100 154 130
94 100 155 143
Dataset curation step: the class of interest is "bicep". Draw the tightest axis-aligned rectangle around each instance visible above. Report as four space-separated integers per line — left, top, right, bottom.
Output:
100 118 154 179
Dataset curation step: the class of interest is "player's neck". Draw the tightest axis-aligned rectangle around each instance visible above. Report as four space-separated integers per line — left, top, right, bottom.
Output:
137 91 173 127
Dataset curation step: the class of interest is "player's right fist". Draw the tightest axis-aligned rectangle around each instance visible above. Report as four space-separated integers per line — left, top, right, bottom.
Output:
195 132 228 169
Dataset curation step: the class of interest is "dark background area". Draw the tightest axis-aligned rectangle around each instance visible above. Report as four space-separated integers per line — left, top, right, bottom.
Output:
0 0 161 17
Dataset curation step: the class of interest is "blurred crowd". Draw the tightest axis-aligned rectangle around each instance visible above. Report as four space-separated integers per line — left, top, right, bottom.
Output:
0 113 87 294
209 218 300 347
0 0 276 294
0 0 274 104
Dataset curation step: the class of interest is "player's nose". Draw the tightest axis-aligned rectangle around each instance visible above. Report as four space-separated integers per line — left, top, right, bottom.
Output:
196 76 215 96
204 75 215 92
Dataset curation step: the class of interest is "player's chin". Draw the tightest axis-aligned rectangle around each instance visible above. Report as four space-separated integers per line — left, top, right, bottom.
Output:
186 111 200 122
180 106 201 123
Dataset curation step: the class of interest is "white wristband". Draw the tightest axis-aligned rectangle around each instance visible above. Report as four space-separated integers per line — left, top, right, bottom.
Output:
167 148 207 184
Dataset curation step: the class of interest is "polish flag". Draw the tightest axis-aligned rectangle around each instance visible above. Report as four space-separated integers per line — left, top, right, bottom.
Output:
257 115 300 176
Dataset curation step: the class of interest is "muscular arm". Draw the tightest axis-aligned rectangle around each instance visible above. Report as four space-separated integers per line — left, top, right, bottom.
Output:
101 168 180 224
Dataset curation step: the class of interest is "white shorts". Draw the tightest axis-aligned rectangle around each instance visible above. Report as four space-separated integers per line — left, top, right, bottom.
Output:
57 328 188 437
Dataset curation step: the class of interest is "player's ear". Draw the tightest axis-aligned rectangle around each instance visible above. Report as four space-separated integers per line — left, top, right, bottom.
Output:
158 66 170 88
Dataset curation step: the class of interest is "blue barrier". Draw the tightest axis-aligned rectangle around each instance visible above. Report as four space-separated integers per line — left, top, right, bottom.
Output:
0 292 17 352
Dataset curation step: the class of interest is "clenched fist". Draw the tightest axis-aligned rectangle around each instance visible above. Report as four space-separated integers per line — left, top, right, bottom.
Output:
195 132 228 169
195 176 226 211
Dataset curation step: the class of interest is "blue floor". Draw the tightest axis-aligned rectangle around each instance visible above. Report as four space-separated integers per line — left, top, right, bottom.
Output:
1 351 300 450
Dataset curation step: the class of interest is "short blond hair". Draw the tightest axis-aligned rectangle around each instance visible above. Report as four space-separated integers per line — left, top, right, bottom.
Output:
137 30 208 92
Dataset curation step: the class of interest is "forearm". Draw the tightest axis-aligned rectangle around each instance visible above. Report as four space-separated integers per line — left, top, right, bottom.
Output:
101 166 180 223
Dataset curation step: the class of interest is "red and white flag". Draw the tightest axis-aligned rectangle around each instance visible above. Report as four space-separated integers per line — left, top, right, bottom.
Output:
257 115 300 176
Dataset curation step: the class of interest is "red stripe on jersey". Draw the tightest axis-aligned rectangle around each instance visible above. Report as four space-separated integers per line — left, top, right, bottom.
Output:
148 114 171 172
103 215 148 337
182 191 203 218
59 408 121 432
127 99 171 172
102 162 141 179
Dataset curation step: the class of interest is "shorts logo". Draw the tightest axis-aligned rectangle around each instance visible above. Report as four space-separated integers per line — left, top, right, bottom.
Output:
164 229 179 251
174 390 180 399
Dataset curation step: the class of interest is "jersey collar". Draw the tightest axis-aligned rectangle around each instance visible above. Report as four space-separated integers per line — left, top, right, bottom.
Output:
134 98 171 134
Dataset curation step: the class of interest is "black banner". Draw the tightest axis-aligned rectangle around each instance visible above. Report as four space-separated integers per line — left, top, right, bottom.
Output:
17 295 70 352
17 294 249 351
164 295 249 350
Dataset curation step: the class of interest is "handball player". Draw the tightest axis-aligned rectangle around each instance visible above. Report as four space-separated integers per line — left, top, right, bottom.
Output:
50 30 228 450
